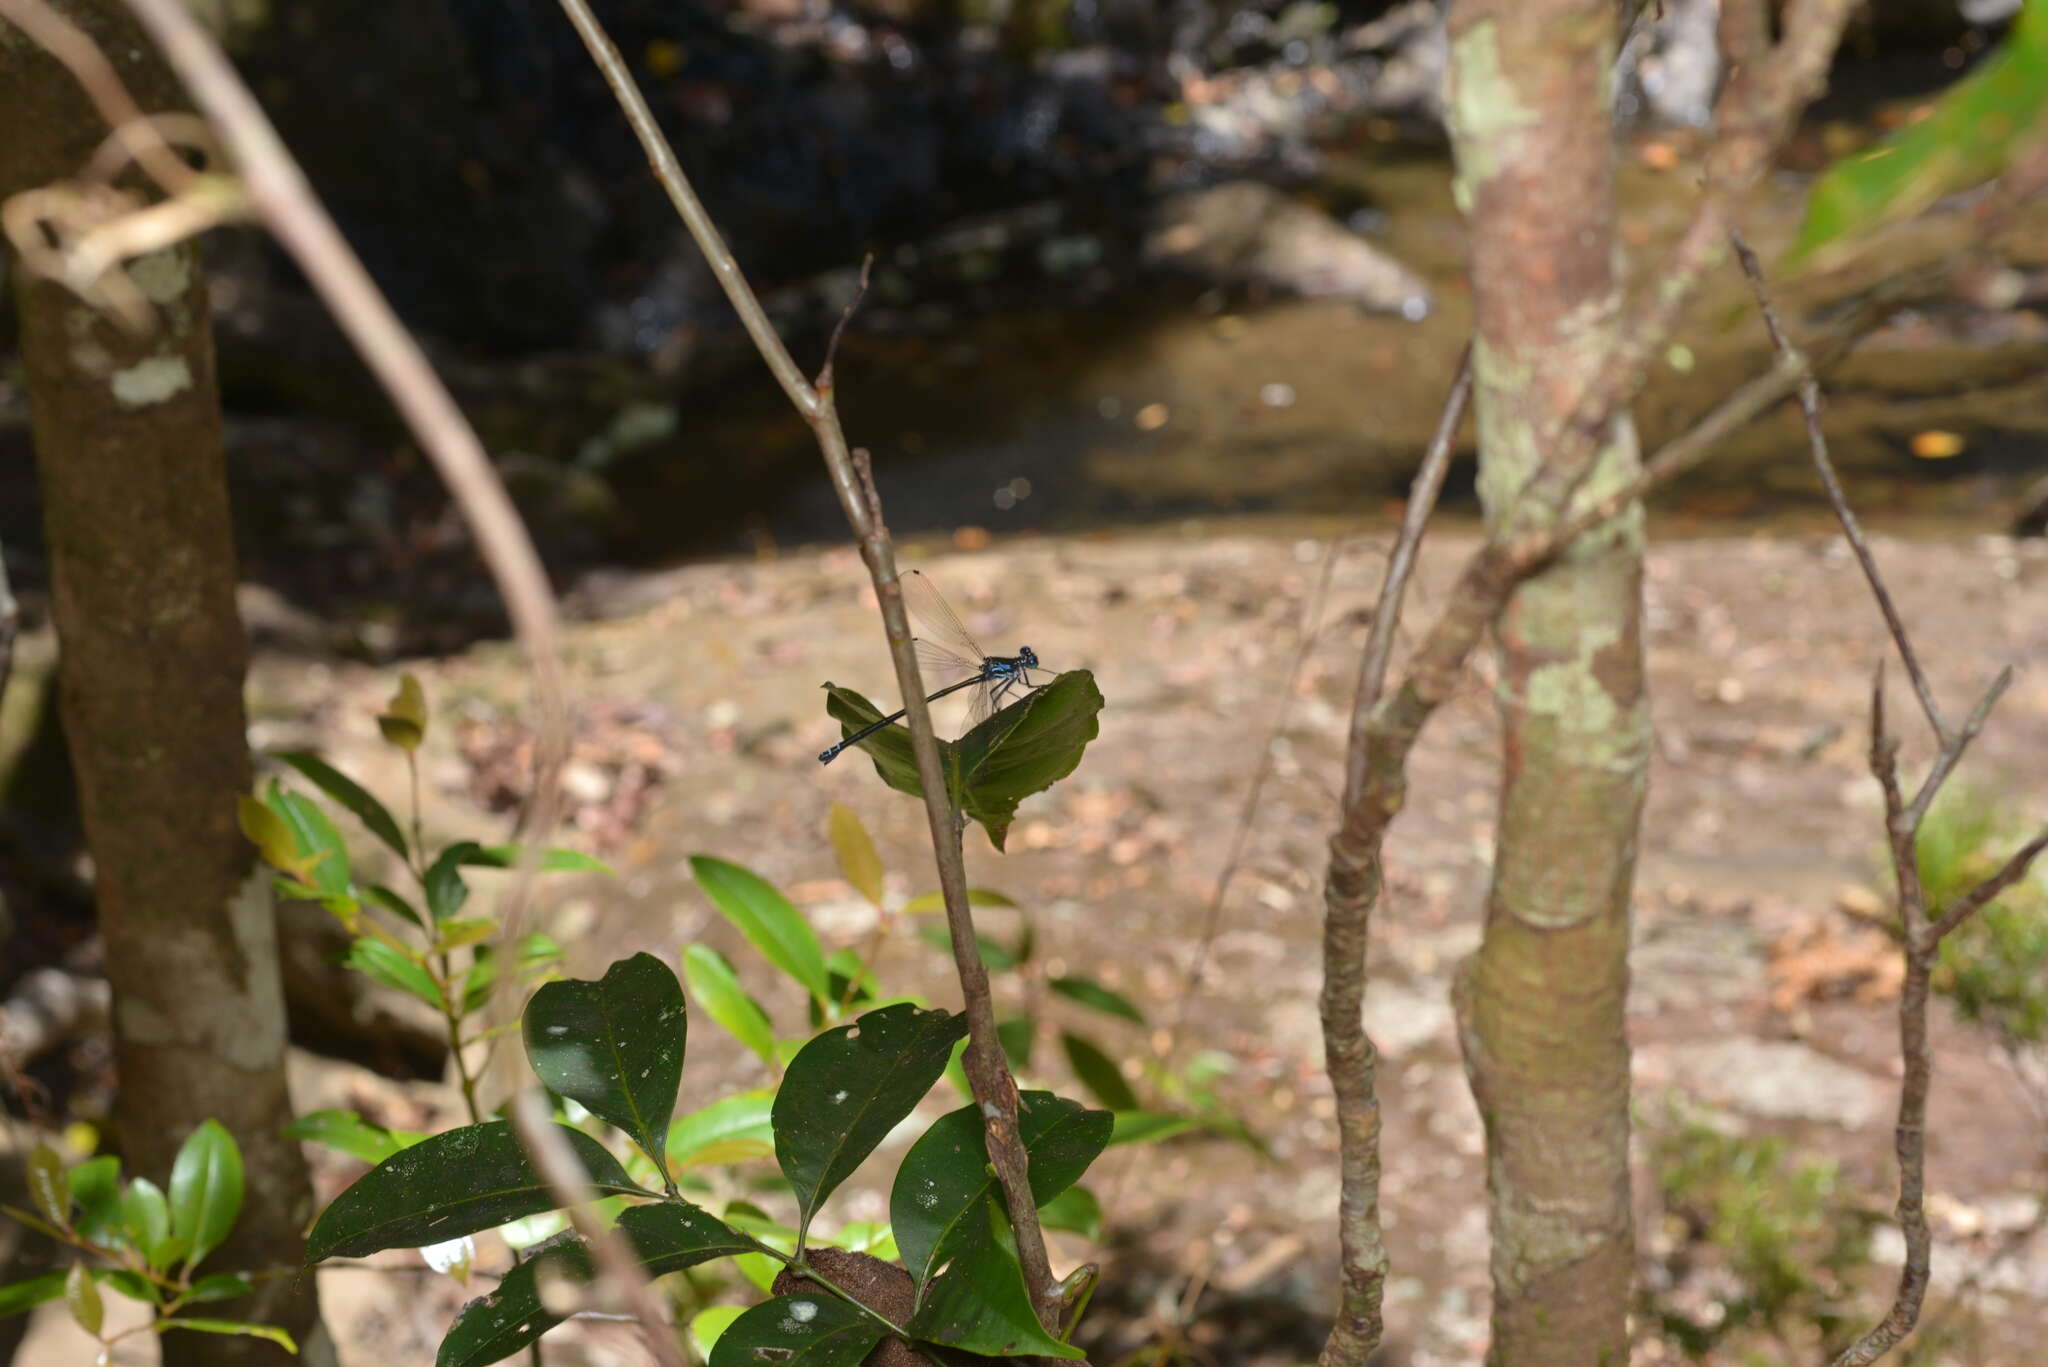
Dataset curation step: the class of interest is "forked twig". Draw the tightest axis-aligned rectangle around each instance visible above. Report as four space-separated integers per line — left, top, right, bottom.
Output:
1725 229 2048 1367
548 0 1066 1332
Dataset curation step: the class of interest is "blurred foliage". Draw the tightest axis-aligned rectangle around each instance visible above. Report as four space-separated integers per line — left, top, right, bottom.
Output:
1913 790 2048 1046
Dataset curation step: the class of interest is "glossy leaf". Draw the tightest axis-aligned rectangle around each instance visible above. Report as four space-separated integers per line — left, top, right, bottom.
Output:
0 1272 66 1320
708 1294 884 1367
168 1120 243 1268
365 883 426 931
424 841 480 921
680 944 778 1068
121 1178 174 1270
1061 1032 1139 1112
906 1199 1084 1358
823 671 1103 851
66 1157 121 1245
26 1145 66 1229
1038 1183 1103 1240
774 1003 967 1235
524 953 686 1165
667 1090 776 1168
159 1317 298 1353
307 1122 643 1261
891 1090 1112 1289
827 803 886 906
690 856 831 1003
284 1110 423 1165
64 1264 101 1337
345 937 444 1010
379 673 427 750
1049 975 1147 1025
274 751 409 859
438 1203 751 1367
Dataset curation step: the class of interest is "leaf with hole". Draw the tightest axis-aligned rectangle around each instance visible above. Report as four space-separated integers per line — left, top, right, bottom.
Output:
774 1003 967 1237
891 1090 1111 1290
523 953 686 1166
306 1122 644 1261
709 1294 884 1367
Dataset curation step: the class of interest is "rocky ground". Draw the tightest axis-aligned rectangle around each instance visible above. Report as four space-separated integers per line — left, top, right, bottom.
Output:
13 519 2048 1365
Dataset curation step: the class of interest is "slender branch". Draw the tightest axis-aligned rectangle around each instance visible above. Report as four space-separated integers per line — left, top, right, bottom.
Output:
1929 829 2048 943
548 0 1063 1329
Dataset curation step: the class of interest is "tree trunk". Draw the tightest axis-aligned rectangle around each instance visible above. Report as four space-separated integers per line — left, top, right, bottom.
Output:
1445 3 1647 1364
1 4 329 1361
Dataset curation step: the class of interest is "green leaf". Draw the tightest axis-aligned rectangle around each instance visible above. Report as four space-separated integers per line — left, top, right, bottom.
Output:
26 1145 66 1229
891 1091 1112 1289
827 803 887 906
365 883 426 931
1037 1184 1102 1240
121 1178 174 1270
99 1269 158 1305
690 1305 747 1359
284 1110 425 1166
0 1272 66 1320
1108 1112 1197 1146
708 1294 885 1367
1061 1032 1139 1112
824 671 1103 851
306 1122 644 1261
274 751 409 860
667 1090 777 1169
905 1199 1084 1358
168 1120 243 1268
465 845 613 875
437 1204 751 1366
425 841 481 921
1788 3 2048 268
239 795 315 883
435 918 499 953
64 1263 102 1337
899 887 1019 915
680 944 779 1069
158 1317 298 1354
996 1015 1035 1070
345 937 444 1010
774 1003 968 1237
184 1273 253 1305
265 784 354 899
1049 975 1147 1025
379 673 428 750
523 953 687 1166
65 1156 121 1245
689 856 831 1004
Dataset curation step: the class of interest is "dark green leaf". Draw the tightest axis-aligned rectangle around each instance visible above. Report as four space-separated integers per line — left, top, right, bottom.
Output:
285 1110 425 1166
0 1273 66 1321
708 1294 884 1367
524 953 686 1166
100 1269 159 1305
680 944 778 1068
168 1120 243 1268
1037 1184 1102 1240
690 856 831 1003
265 784 353 899
120 1178 174 1270
996 1015 1035 1071
158 1317 298 1353
891 1091 1112 1289
306 1122 644 1261
905 1199 1083 1358
185 1273 253 1304
345 937 444 1009
1061 1033 1139 1112
823 672 1103 851
774 1003 967 1236
1049 975 1147 1025
365 883 426 931
667 1091 776 1168
66 1156 121 1246
274 751 409 859
425 842 481 921
465 845 612 875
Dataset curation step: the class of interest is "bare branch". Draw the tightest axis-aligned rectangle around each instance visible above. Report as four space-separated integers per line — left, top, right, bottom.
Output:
548 0 1065 1328
818 253 873 389
1906 667 2014 829
1929 828 2048 943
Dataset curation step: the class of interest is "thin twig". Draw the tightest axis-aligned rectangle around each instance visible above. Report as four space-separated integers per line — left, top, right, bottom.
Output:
0 0 194 193
548 0 1065 1330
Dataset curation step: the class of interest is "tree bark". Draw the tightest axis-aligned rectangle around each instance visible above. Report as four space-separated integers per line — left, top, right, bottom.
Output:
1445 3 1647 1363
1 4 328 1361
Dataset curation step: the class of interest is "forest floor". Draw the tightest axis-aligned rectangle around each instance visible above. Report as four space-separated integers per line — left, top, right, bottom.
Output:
17 519 2048 1366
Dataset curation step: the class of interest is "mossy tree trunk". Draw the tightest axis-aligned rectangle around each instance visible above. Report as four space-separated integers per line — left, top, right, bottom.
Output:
0 4 328 1362
1444 3 1648 1363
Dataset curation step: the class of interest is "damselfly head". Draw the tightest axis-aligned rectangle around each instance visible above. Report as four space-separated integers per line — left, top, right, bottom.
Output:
1018 646 1039 669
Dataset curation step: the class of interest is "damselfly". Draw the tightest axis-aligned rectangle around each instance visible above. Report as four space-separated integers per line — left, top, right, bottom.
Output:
818 571 1050 765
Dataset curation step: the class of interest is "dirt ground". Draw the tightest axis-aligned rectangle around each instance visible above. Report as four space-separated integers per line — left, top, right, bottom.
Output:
16 520 2048 1365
